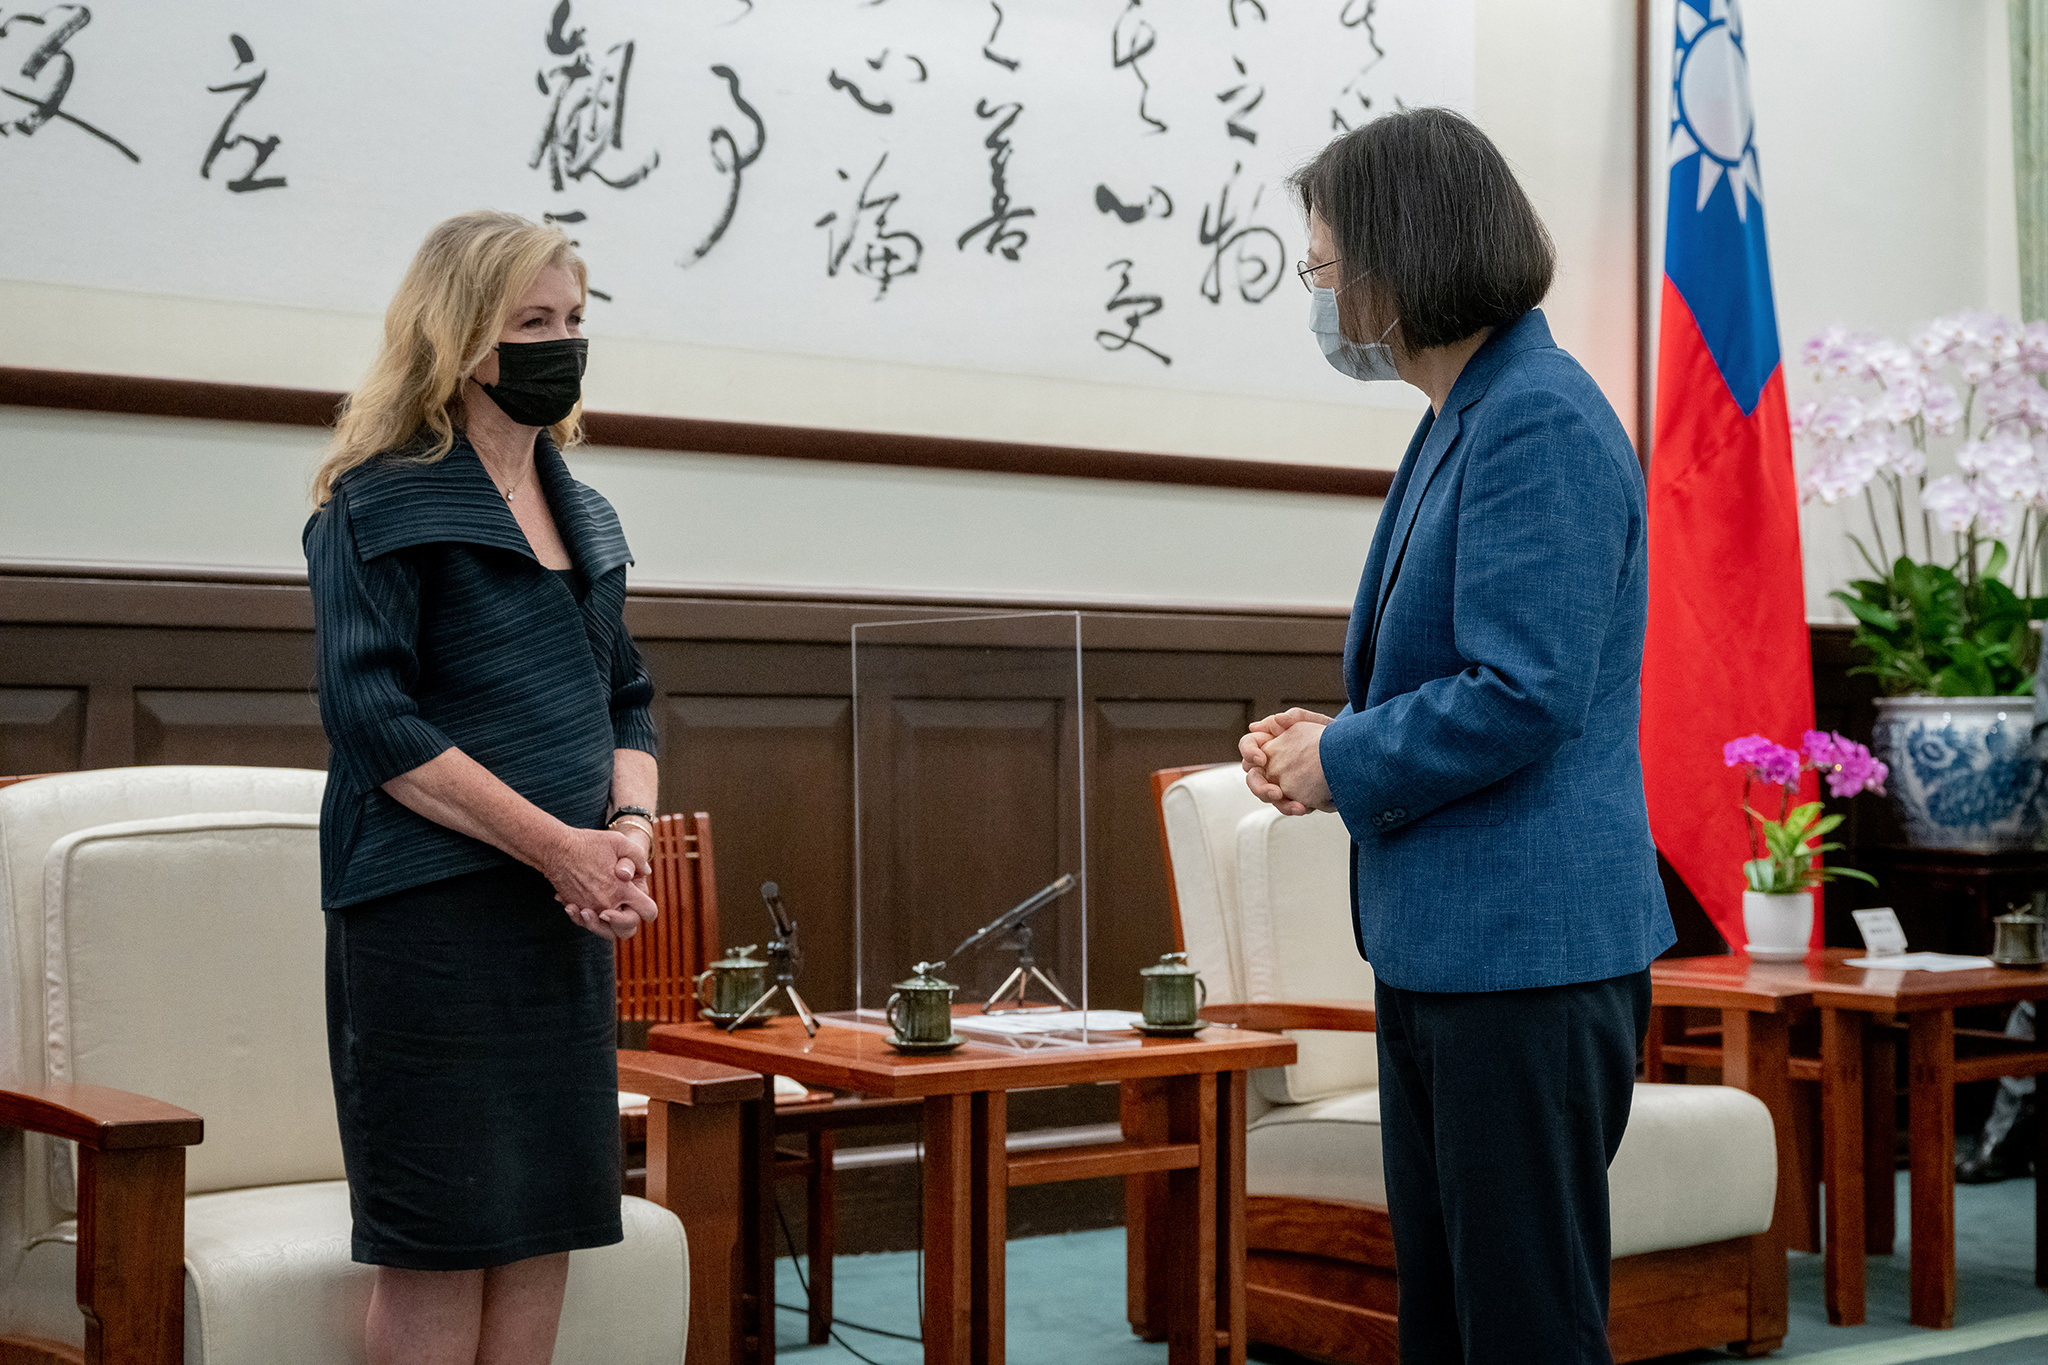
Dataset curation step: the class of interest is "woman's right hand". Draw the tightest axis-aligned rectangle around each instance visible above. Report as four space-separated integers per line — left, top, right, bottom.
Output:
1241 709 1338 812
542 826 657 924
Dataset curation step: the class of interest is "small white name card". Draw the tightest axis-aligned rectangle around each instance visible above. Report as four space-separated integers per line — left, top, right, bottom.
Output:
1852 907 1910 957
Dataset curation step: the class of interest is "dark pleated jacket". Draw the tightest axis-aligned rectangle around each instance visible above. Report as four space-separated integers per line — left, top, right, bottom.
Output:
304 433 658 909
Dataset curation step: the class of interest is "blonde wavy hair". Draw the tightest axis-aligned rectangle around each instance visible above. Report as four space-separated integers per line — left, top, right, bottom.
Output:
312 210 588 505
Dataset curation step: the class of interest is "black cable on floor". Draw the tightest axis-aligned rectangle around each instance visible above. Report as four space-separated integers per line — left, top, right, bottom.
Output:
770 1178 921 1361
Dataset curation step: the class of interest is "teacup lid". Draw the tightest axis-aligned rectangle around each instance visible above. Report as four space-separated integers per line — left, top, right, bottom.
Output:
1995 903 2045 925
1141 951 1201 978
710 944 765 969
894 961 958 992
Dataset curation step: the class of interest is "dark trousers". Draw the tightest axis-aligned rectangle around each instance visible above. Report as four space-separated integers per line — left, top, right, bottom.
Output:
1374 969 1650 1365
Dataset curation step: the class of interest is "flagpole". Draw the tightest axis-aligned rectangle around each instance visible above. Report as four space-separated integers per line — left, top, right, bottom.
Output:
1635 0 1655 470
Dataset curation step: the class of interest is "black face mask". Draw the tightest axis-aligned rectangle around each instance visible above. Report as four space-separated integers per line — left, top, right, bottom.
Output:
474 337 588 427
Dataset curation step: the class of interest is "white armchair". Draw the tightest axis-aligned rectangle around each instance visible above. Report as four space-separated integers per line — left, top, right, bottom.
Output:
1151 764 1786 1363
0 767 694 1365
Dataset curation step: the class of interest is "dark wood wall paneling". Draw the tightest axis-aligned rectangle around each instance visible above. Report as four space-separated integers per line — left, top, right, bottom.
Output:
0 569 1348 1012
3 570 1886 988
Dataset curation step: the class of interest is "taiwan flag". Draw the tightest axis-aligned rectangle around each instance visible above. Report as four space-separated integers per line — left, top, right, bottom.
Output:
1642 0 1816 952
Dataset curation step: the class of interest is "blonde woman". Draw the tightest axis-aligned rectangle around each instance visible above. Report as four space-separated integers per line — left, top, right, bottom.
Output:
305 210 659 1365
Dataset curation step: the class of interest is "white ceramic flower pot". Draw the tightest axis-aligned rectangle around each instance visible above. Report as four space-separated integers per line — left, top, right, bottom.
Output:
1743 890 1814 962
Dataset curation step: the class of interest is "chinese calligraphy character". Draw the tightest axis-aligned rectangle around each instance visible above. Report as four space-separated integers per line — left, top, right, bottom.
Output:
1198 164 1285 305
984 1 1018 71
828 50 925 116
201 34 284 192
1111 0 1165 135
1332 0 1385 132
816 153 923 300
957 99 1034 261
0 4 135 161
1094 183 1173 224
1217 56 1263 145
1096 259 1171 367
531 0 658 192
684 64 765 265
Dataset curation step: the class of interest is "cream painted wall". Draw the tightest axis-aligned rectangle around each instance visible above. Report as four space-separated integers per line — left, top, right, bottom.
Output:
1708 0 2018 623
0 406 1380 610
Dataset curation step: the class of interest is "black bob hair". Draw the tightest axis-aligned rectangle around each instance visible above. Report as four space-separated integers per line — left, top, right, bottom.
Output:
1291 108 1555 352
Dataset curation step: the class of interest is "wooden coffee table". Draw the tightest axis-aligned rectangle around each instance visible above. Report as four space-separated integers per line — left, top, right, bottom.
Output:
1652 950 2048 1329
650 1012 1295 1365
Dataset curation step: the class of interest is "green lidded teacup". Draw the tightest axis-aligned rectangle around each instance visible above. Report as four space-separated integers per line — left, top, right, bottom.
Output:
694 945 770 1024
1140 952 1207 1028
887 962 959 1046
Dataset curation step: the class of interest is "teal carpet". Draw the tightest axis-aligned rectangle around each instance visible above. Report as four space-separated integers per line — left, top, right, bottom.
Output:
771 1173 2043 1363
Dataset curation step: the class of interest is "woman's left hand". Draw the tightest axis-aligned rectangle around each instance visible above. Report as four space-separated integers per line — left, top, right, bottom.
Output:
1260 717 1338 815
564 823 656 939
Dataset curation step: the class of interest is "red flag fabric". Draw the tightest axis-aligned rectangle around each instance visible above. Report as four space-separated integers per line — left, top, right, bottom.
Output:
1642 4 1817 950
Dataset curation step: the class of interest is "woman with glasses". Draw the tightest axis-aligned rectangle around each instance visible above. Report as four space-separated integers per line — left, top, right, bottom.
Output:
1242 109 1672 1365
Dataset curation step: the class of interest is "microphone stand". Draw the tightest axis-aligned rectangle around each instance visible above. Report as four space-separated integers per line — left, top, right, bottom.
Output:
943 873 1079 1013
727 880 818 1036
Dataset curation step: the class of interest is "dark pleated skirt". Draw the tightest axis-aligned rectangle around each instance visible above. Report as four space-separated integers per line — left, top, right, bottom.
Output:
326 862 622 1270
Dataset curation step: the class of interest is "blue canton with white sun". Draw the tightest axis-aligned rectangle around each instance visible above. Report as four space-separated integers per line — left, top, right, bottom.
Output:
1665 0 1783 413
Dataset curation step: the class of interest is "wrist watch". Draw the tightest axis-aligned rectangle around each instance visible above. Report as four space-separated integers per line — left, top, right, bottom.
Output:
607 805 656 839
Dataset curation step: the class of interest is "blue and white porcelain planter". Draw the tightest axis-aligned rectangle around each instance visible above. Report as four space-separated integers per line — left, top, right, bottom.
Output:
1871 696 2048 851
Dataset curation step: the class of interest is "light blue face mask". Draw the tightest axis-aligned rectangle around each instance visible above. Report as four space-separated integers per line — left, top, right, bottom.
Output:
1310 286 1400 382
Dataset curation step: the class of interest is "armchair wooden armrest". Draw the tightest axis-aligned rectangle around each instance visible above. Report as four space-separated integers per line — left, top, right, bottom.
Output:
618 1050 767 1108
0 1082 202 1151
617 1051 771 1365
0 1083 202 1365
1201 999 1377 1033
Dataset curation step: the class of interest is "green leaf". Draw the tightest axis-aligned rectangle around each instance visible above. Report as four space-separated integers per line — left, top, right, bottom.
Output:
1838 596 1901 633
1823 866 1880 886
1986 540 2009 580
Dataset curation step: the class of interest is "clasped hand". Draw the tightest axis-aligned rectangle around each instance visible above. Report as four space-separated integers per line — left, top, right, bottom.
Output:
1240 708 1338 816
548 826 658 941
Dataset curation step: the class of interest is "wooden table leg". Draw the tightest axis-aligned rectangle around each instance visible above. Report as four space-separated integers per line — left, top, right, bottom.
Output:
1215 1071 1248 1365
1164 1072 1219 1365
923 1094 975 1365
1864 1025 1897 1255
1121 1076 1170 1342
971 1090 1007 1365
1787 1079 1822 1254
1820 1008 1866 1326
1907 1009 1957 1330
1719 1007 1791 1345
806 1127 836 1346
1644 1005 1678 1081
650 1094 770 1365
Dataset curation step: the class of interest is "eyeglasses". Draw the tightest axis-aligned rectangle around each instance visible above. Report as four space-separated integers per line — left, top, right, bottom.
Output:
1297 258 1342 292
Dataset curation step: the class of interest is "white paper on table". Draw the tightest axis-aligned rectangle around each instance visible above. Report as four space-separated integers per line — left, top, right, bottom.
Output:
956 1010 1147 1036
1843 952 1997 972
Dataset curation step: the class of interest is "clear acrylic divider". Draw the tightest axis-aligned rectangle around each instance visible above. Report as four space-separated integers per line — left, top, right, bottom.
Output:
826 612 1137 1050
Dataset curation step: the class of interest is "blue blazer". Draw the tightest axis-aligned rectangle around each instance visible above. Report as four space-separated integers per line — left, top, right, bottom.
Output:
1319 310 1674 992
304 435 658 909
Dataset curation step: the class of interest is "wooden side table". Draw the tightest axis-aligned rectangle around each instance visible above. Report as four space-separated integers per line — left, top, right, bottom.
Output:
650 1014 1295 1365
1651 952 2048 1330
1795 954 2048 1328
